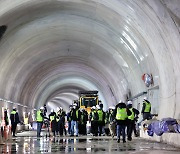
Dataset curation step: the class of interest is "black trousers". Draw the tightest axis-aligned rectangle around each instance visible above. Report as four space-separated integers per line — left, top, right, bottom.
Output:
91 121 98 136
11 123 17 136
127 120 135 140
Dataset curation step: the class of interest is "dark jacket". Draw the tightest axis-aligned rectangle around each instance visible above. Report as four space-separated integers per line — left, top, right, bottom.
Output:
10 110 20 124
70 108 81 121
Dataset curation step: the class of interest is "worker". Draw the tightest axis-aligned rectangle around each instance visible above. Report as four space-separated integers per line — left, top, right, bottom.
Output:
70 104 80 137
10 107 20 137
114 100 131 143
4 108 9 126
67 105 73 135
79 108 88 135
36 107 44 137
126 101 139 141
141 97 151 121
107 106 116 138
49 109 57 137
57 107 66 136
97 105 105 136
89 106 99 136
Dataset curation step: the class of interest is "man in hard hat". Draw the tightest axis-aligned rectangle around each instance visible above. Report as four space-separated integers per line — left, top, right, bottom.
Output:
36 107 45 137
141 97 151 121
49 109 57 137
126 101 139 141
97 104 105 136
89 106 99 136
10 107 20 137
106 106 116 137
70 104 81 137
114 100 131 143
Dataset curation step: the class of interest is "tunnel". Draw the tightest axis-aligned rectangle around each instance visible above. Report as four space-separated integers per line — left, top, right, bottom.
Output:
0 0 180 153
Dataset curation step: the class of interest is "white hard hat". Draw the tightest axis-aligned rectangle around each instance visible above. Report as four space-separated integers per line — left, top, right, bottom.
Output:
92 106 96 110
73 103 77 106
109 106 115 110
119 100 122 103
127 101 132 105
40 107 44 110
96 105 100 109
51 109 54 112
144 97 147 100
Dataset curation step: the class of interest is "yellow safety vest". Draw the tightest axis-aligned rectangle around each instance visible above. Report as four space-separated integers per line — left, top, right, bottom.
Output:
37 110 43 122
144 101 151 112
128 108 135 120
50 115 55 121
11 111 16 115
116 108 127 120
98 110 103 121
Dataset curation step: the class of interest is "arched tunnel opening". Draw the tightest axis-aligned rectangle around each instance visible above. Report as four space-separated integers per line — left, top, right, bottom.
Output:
0 0 179 151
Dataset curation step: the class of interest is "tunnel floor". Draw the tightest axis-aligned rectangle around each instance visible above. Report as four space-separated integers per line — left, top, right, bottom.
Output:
0 131 180 154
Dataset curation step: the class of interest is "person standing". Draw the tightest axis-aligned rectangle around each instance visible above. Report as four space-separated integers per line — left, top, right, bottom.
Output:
114 101 131 143
10 107 20 137
126 101 139 141
97 105 105 136
36 107 44 137
49 109 57 137
141 97 151 121
107 106 116 138
89 106 99 136
70 104 80 137
67 105 73 135
79 108 88 135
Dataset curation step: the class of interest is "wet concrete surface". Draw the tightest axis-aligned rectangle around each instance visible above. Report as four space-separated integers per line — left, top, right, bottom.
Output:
0 131 180 153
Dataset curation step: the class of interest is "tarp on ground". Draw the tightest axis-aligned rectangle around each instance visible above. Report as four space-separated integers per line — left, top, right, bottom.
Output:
147 118 180 136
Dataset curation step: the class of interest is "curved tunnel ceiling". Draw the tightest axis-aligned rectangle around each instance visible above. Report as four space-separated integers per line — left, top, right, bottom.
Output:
0 0 179 118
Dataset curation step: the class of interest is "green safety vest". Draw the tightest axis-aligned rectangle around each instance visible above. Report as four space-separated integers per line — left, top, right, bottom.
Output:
37 110 43 122
11 111 16 115
144 101 151 112
91 111 97 121
116 108 127 120
50 115 55 121
98 110 103 121
128 108 135 120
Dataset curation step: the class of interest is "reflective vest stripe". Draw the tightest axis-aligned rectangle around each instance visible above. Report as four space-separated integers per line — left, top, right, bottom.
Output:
128 108 135 120
116 108 127 120
76 110 79 119
144 101 151 112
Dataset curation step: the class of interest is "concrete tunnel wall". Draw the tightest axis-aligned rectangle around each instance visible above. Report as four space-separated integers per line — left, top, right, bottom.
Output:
0 0 179 120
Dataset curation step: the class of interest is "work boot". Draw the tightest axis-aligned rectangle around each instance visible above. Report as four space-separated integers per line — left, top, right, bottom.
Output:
123 140 126 143
117 138 120 143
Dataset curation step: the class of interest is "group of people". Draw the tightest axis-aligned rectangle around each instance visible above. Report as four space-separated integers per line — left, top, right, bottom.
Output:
36 97 151 143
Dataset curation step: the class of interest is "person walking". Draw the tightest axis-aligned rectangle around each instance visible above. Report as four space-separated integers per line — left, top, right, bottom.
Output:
10 107 20 137
114 101 131 143
126 101 139 141
36 107 44 137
